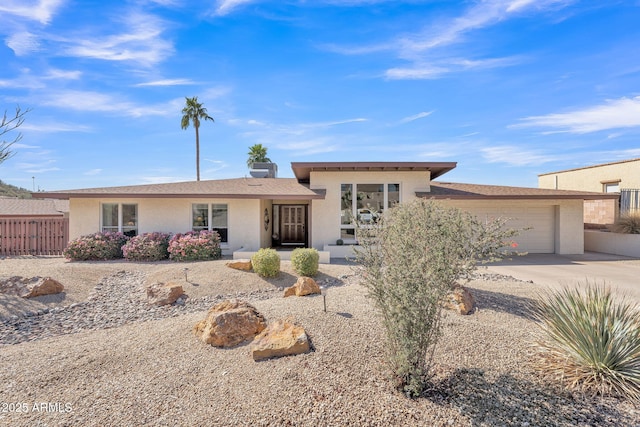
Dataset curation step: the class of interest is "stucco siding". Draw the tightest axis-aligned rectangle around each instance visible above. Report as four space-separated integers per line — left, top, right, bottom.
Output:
539 159 640 192
308 170 430 250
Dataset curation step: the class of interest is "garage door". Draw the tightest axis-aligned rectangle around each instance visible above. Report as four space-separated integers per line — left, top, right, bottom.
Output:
460 206 556 254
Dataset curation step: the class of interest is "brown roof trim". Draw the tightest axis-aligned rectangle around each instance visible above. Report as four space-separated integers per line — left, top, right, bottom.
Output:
538 157 640 176
291 161 457 182
420 182 619 200
35 192 326 200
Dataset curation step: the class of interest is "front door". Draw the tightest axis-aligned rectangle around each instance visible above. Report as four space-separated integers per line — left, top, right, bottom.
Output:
280 205 306 245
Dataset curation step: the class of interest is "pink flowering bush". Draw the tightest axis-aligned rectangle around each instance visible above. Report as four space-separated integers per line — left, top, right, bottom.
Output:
63 232 129 261
168 230 222 262
122 232 171 261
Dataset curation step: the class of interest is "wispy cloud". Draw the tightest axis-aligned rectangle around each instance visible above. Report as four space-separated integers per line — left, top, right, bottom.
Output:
214 0 257 16
514 96 640 133
63 12 173 66
84 168 102 176
274 139 341 155
135 79 195 87
21 121 91 133
0 0 65 25
399 111 434 124
5 31 41 56
481 145 560 166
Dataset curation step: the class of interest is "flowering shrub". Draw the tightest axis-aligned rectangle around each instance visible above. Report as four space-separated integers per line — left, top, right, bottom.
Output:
122 232 171 261
63 232 129 261
168 230 222 262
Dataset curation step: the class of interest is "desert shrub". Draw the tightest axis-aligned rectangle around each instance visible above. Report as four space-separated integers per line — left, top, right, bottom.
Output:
168 230 222 262
291 248 320 276
63 231 129 261
355 199 520 397
122 232 171 261
251 248 280 277
611 212 640 234
531 283 640 401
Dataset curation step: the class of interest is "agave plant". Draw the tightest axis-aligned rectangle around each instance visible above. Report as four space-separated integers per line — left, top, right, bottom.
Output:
531 283 640 402
612 212 640 234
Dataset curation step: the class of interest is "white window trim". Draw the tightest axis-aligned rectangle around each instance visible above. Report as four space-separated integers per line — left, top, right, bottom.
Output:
101 203 138 235
191 203 229 246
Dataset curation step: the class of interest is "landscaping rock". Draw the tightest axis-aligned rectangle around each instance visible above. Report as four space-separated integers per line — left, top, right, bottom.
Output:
283 276 321 298
226 259 252 271
193 300 266 347
251 318 310 361
444 285 475 315
146 281 184 306
0 276 64 298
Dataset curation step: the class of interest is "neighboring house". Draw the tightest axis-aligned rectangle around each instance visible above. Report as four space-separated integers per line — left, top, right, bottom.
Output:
34 161 613 259
538 158 640 225
0 197 69 218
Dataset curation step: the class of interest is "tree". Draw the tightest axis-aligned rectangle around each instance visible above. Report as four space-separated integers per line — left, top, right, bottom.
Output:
355 199 520 397
1 105 31 165
181 97 214 181
246 143 271 168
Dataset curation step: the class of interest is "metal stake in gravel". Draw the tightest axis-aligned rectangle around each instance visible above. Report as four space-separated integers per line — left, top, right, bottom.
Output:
184 268 189 282
321 286 326 312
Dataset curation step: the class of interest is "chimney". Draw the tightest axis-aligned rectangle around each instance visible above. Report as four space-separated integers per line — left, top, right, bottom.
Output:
250 162 278 178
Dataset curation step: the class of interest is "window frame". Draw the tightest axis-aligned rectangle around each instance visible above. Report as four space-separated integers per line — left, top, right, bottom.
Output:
101 203 138 237
191 203 229 244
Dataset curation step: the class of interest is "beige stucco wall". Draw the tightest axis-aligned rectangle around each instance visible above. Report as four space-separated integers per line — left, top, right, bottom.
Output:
435 199 584 254
69 198 262 252
308 170 430 250
539 159 640 192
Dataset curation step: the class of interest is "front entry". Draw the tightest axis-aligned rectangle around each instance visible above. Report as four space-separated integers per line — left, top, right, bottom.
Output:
279 205 306 246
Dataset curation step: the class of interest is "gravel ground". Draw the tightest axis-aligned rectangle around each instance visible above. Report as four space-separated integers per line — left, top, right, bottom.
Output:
0 256 638 426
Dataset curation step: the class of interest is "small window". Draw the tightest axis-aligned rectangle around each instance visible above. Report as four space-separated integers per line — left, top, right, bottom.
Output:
192 203 228 243
604 182 620 193
101 203 137 236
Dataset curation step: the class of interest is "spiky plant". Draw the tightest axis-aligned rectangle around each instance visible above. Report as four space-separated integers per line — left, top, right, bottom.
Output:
531 283 640 402
612 212 640 234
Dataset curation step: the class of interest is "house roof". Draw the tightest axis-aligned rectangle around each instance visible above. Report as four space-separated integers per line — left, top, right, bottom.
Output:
0 198 69 216
291 161 456 182
538 157 640 176
421 182 619 200
32 178 326 200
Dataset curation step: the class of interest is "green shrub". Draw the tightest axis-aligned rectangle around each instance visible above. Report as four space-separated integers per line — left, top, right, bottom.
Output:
531 283 640 401
612 212 640 234
355 199 520 397
63 232 129 261
168 230 222 262
251 248 280 277
122 232 170 261
291 248 320 276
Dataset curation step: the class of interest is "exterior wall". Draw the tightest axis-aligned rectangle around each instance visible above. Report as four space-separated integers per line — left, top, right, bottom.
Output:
68 197 262 252
423 199 584 255
259 199 273 249
584 229 640 257
539 159 640 192
584 199 617 226
308 170 430 250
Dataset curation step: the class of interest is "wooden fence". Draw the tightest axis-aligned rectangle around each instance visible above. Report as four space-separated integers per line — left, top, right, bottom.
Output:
0 218 69 256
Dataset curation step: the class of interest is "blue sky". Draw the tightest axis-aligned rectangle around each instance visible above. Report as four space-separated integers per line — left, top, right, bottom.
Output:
1 0 639 191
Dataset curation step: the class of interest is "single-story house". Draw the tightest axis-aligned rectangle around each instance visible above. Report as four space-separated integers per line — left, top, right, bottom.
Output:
539 158 640 225
34 161 614 260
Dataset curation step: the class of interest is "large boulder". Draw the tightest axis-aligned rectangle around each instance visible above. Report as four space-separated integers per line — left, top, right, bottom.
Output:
251 319 310 361
146 281 184 306
444 285 475 315
226 259 252 271
283 276 321 298
0 276 64 298
193 300 266 347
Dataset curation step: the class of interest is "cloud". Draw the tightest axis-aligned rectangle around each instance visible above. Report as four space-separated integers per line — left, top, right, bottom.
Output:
135 79 195 87
399 111 434 124
386 55 524 80
214 0 256 16
63 12 173 66
84 168 102 176
5 31 41 56
481 145 560 166
274 139 340 155
514 96 640 133
21 121 91 133
0 0 65 25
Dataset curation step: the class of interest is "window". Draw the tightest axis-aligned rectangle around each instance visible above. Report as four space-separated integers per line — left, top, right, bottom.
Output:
192 203 228 243
101 203 138 237
603 182 620 193
340 183 400 242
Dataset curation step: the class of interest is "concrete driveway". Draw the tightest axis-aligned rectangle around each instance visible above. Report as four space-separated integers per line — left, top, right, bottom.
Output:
485 252 640 301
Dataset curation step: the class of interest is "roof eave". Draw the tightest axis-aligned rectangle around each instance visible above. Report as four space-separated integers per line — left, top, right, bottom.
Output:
418 193 620 200
33 191 326 200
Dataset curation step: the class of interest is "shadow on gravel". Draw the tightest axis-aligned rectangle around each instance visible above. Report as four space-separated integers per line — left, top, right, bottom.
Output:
468 287 537 321
425 368 633 427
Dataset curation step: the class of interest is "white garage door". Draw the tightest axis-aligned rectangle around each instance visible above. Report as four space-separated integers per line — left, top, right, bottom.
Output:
460 206 556 254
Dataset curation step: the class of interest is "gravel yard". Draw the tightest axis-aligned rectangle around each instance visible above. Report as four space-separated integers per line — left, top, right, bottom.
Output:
0 256 638 426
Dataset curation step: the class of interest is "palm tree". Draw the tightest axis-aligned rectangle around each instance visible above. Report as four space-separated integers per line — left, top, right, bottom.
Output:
181 96 214 181
246 144 271 168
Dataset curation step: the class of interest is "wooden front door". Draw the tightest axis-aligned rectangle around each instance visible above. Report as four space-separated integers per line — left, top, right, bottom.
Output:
280 205 306 245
